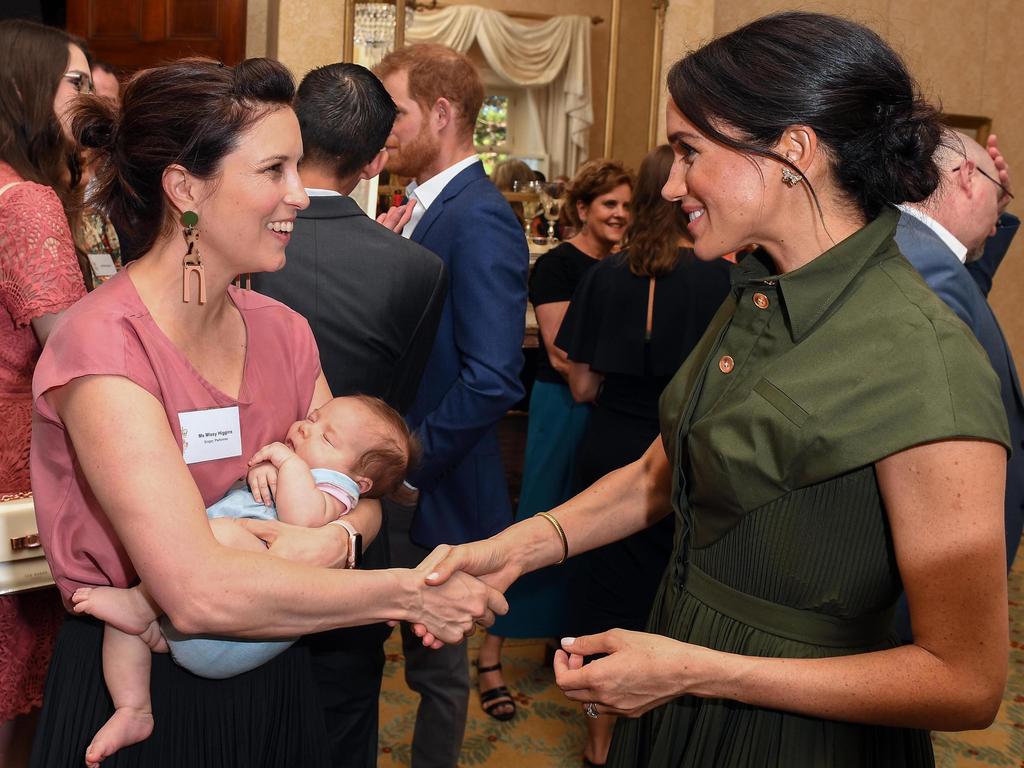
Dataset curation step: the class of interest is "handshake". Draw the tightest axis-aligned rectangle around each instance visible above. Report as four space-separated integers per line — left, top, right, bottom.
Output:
400 539 522 648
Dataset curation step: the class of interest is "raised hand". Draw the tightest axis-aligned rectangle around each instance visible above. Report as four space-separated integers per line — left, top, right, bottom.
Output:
987 133 1013 213
553 630 713 718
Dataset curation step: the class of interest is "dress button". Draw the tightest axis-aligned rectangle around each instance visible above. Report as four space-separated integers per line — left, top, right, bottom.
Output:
752 292 770 309
718 355 734 373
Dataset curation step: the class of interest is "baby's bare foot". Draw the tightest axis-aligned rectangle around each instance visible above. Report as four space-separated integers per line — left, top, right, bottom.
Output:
84 707 153 768
72 586 158 636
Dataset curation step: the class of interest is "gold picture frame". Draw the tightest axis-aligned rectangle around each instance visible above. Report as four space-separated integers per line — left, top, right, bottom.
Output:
941 113 992 144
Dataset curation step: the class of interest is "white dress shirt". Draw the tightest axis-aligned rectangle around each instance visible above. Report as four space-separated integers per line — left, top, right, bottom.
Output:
401 154 481 239
896 203 968 264
305 187 342 198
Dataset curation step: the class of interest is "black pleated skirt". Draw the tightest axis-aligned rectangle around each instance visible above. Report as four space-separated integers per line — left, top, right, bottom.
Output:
30 615 331 768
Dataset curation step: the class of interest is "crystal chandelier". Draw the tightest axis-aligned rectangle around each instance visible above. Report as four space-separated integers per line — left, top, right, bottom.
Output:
353 2 416 67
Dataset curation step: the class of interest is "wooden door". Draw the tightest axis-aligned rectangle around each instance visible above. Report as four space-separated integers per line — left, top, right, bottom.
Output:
67 0 247 73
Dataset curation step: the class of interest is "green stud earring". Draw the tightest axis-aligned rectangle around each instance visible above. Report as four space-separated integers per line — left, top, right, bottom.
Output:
181 210 199 228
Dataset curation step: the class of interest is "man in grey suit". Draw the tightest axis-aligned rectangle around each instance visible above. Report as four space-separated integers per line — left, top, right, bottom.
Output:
251 63 447 768
894 130 1023 638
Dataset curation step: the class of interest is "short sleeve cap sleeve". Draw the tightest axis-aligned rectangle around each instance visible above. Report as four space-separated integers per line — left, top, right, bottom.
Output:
529 247 578 307
555 259 606 364
0 182 85 326
32 302 162 423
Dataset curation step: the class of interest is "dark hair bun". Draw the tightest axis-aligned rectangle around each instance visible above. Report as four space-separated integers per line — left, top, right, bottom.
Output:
876 100 942 205
668 11 943 218
70 94 119 153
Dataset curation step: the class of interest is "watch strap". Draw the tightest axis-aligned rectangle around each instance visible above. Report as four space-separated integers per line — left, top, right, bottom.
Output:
329 519 362 569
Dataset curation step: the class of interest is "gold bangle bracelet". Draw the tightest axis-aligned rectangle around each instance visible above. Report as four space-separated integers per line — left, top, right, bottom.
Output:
536 511 568 564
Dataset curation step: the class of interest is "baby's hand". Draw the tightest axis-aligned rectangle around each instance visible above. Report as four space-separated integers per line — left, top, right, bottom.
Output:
249 441 296 469
247 462 278 506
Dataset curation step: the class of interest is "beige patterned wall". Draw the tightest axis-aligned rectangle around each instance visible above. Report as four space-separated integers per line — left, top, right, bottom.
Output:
246 0 269 58
654 0 714 148
254 0 348 82
658 0 1024 378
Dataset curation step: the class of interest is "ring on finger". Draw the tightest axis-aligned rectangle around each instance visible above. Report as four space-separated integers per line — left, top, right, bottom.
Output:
584 702 599 719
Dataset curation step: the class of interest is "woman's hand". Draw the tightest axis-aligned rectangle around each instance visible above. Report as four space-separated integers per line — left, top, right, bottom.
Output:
554 630 713 718
238 518 348 568
405 545 509 647
401 534 537 646
422 537 524 593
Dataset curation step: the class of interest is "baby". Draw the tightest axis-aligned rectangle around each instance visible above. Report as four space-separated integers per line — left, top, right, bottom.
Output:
71 394 417 768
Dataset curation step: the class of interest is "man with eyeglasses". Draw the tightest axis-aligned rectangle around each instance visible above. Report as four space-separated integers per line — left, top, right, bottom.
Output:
893 129 1023 640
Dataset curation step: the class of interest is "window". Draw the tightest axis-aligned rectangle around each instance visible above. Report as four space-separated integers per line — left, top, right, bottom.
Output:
475 94 510 176
474 85 548 177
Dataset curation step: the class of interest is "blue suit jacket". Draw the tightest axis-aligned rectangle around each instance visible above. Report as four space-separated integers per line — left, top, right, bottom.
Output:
895 212 1024 568
405 162 529 548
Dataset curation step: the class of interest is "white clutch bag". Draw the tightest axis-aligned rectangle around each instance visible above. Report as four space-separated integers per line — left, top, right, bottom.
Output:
0 492 56 595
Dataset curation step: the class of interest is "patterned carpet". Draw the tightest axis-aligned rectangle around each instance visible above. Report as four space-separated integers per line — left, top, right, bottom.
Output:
378 558 1024 767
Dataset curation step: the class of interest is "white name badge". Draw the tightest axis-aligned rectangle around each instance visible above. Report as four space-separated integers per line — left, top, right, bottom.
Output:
86 252 117 278
178 406 243 465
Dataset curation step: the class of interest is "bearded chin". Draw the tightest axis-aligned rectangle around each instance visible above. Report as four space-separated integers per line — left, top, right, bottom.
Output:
387 133 439 179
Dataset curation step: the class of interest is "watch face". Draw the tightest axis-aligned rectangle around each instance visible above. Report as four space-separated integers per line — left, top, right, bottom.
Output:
352 533 363 569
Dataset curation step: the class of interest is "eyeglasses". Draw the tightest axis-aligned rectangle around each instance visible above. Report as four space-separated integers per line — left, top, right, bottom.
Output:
950 164 1014 200
62 71 93 95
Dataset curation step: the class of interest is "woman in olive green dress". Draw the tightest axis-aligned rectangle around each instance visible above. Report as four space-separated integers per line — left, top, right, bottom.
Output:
421 11 1010 767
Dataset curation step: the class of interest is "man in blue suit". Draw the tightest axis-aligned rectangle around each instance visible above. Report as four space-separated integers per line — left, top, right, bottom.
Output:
375 44 528 767
895 131 1023 639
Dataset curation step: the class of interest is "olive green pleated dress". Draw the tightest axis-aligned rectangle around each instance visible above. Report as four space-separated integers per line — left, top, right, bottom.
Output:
609 208 1011 768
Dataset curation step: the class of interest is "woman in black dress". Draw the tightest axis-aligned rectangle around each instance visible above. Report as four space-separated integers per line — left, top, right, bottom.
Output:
555 145 731 765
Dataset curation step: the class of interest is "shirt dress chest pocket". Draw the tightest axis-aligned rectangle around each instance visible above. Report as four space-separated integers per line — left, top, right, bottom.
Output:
686 374 815 545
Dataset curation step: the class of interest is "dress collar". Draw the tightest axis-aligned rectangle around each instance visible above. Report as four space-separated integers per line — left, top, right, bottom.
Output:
731 207 901 343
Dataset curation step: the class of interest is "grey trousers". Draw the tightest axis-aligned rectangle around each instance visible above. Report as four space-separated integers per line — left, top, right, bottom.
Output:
386 501 470 768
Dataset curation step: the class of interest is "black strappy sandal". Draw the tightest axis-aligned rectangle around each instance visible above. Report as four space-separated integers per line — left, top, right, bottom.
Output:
476 661 517 722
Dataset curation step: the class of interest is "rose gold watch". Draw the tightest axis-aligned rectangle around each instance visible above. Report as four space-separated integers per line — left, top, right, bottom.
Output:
330 519 362 569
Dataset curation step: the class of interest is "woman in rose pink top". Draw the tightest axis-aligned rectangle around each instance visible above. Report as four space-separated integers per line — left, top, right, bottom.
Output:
29 57 505 768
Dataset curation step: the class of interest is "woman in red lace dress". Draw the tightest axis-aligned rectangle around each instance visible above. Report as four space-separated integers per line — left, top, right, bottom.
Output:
0 19 89 765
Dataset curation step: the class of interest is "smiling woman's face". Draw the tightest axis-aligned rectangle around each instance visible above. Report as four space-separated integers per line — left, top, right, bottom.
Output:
53 43 91 138
663 99 784 261
186 107 309 277
579 182 632 249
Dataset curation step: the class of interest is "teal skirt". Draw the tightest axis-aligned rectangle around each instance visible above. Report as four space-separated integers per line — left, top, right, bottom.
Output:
490 380 590 638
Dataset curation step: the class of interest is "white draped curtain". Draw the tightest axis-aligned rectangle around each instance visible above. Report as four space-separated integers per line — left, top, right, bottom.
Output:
405 5 592 177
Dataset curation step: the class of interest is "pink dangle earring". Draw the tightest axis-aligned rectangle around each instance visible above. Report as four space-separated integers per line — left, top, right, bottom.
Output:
181 210 206 305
